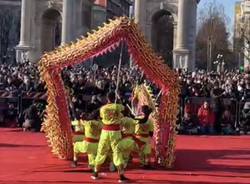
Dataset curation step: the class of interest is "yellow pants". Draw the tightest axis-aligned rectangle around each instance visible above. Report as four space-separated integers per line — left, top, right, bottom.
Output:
73 141 98 166
95 130 124 167
137 136 151 165
117 137 137 168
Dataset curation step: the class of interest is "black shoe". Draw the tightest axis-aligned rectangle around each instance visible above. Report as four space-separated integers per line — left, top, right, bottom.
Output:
91 172 98 180
71 161 77 168
118 175 130 183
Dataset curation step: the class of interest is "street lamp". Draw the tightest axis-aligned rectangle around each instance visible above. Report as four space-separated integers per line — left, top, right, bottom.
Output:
214 54 224 73
207 37 212 72
207 17 215 72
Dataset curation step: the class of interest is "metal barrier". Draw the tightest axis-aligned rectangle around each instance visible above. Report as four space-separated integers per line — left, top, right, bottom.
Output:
0 91 94 124
1 90 249 130
0 95 19 125
0 92 47 126
238 99 250 125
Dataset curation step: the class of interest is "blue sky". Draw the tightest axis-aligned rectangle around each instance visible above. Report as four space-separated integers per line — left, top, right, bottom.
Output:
198 0 239 21
198 0 239 37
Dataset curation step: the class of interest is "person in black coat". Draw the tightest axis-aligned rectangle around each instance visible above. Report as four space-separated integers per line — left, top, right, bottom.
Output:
22 102 41 132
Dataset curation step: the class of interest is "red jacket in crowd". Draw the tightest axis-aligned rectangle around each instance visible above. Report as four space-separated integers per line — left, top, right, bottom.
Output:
197 105 215 126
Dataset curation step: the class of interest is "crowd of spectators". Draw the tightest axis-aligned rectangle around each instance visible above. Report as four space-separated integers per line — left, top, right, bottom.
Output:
178 69 250 135
0 61 46 94
61 64 159 120
178 69 250 100
0 61 250 135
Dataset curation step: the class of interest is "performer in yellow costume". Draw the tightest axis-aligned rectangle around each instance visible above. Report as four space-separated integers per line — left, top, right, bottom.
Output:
72 110 102 170
118 108 146 168
92 92 130 183
135 105 154 169
71 118 85 143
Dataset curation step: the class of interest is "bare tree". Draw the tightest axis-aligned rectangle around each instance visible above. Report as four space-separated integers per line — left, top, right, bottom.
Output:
196 1 233 70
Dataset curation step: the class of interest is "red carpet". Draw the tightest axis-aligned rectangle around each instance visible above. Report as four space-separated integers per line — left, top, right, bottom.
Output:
0 128 250 184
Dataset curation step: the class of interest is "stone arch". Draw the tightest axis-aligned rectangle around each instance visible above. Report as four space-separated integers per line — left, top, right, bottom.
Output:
41 8 62 53
147 4 178 24
151 10 174 67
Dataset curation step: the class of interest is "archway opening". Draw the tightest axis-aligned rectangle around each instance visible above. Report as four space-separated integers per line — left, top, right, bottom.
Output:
151 10 174 68
41 9 61 53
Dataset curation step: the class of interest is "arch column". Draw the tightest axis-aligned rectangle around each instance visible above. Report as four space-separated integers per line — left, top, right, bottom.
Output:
61 0 74 44
134 0 146 35
173 0 198 71
15 0 33 63
62 0 94 45
189 0 198 71
173 22 178 49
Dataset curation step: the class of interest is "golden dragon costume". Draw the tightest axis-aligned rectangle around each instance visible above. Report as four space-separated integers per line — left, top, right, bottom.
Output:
38 17 179 168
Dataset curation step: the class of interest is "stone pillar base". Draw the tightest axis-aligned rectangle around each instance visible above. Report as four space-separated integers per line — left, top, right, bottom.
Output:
173 48 190 70
15 45 31 63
